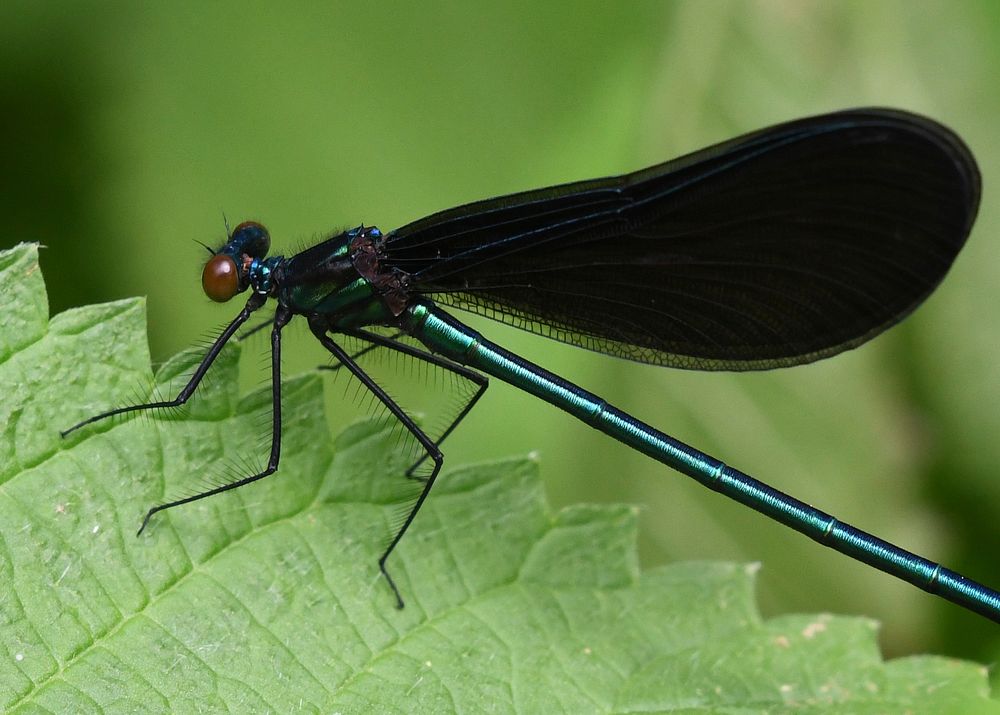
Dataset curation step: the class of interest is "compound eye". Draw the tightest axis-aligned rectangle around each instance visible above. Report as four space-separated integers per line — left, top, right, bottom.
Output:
202 254 239 302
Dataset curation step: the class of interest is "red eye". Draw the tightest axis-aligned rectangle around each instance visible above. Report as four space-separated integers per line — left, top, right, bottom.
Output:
202 254 239 302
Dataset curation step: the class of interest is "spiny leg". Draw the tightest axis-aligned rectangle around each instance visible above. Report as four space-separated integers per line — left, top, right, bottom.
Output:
137 305 293 535
317 329 406 373
61 292 268 437
310 322 443 609
334 327 488 478
237 312 276 342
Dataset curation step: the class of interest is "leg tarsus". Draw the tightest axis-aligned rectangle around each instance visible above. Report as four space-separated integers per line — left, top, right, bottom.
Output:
137 507 157 536
379 555 406 609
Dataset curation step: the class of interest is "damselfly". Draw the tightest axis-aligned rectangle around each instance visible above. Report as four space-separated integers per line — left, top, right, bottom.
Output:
64 109 997 621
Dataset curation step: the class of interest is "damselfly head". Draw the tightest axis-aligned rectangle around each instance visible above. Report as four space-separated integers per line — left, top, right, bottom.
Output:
202 221 271 303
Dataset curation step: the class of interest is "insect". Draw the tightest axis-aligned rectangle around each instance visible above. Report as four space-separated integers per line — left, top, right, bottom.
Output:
63 108 999 620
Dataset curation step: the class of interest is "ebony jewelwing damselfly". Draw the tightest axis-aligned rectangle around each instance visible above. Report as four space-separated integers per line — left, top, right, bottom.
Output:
63 108 1000 622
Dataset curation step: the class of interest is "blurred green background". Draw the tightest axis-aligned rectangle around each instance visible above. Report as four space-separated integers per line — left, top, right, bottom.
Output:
3 1 1000 668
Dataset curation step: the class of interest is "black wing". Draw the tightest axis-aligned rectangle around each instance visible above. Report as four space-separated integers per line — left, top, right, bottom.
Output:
384 109 979 370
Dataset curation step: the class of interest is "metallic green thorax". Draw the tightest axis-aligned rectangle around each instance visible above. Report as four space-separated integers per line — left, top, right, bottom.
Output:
288 276 376 317
273 226 399 328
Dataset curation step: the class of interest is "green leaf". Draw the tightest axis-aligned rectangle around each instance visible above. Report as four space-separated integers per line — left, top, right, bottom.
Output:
2 241 996 713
